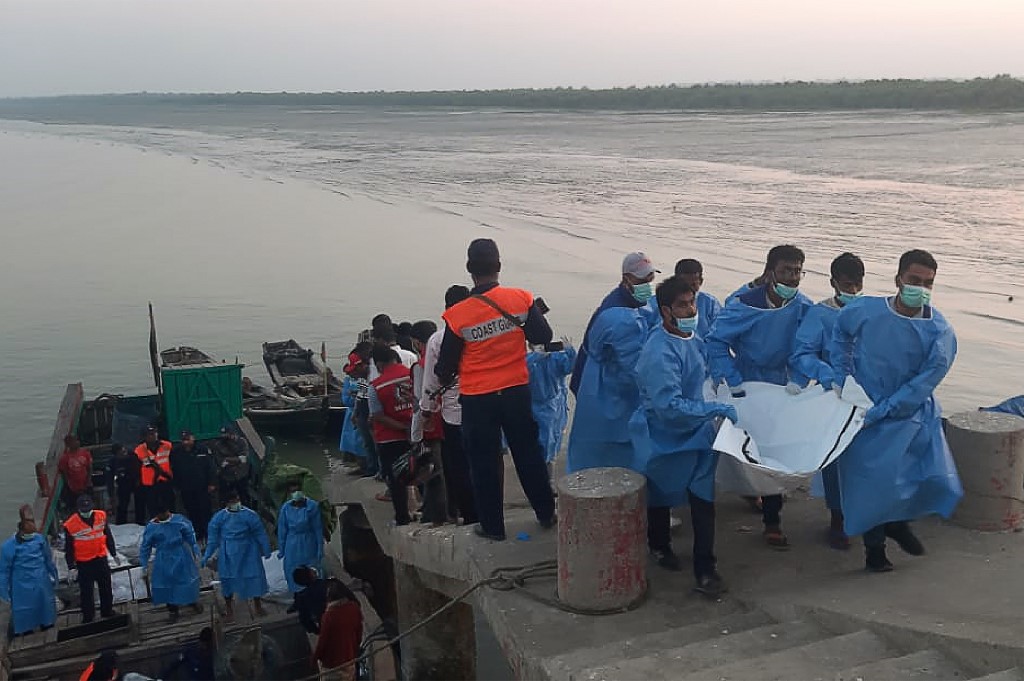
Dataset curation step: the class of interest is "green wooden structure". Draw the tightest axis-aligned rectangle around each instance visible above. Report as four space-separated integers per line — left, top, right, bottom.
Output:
160 362 243 440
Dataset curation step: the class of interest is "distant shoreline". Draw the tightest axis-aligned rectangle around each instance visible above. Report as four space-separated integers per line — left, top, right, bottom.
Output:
2 76 1024 113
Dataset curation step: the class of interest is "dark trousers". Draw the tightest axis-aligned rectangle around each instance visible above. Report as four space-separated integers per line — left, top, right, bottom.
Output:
863 521 912 549
134 486 151 525
181 490 212 541
354 399 380 476
441 422 478 524
377 441 412 525
648 494 717 578
821 463 842 513
419 442 448 523
78 557 114 623
114 481 137 526
460 385 555 538
762 494 784 527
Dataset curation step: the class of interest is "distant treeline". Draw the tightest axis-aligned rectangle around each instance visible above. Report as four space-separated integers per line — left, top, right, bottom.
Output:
5 76 1024 112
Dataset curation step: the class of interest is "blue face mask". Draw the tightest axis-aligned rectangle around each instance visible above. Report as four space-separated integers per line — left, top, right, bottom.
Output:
290 491 305 503
837 291 862 306
631 282 653 304
228 502 242 512
773 282 799 300
675 314 699 334
899 283 932 308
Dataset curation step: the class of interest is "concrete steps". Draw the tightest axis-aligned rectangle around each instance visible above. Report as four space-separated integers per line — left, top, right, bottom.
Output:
972 670 1024 681
837 649 963 680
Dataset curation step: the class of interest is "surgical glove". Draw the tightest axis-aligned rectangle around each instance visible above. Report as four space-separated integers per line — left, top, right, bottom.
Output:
729 384 747 398
785 382 803 396
864 402 888 427
68 568 78 583
714 404 739 424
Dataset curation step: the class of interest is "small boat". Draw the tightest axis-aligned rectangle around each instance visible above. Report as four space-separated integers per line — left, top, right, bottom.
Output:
241 340 346 438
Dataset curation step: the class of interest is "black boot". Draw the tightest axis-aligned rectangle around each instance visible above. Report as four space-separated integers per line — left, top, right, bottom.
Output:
865 546 894 573
885 522 925 556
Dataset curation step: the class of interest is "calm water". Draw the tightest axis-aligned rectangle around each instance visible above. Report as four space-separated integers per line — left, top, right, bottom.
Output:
1 106 1023 524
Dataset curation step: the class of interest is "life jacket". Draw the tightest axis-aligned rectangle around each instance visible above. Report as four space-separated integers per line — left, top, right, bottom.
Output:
63 510 109 563
134 440 173 486
441 286 533 395
79 662 117 681
371 363 414 443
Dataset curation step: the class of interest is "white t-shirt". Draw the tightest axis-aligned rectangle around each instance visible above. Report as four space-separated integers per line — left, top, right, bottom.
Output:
368 344 419 381
419 329 462 426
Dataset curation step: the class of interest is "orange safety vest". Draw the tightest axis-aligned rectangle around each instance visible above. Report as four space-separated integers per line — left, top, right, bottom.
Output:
79 662 117 681
134 440 173 486
442 286 533 395
63 510 109 563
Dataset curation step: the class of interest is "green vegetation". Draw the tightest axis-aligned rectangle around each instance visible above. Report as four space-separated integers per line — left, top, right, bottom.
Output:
4 76 1024 111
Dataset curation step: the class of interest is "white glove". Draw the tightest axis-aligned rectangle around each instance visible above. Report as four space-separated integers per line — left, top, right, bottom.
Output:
785 382 803 396
68 568 78 583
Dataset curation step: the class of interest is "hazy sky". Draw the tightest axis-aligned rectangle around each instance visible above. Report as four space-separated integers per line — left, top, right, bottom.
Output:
2 0 1022 97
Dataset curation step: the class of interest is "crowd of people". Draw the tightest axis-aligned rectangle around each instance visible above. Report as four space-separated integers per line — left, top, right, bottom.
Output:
338 238 961 599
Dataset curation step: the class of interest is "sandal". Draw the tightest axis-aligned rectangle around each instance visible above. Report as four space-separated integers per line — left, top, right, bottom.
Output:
763 527 790 550
375 491 392 503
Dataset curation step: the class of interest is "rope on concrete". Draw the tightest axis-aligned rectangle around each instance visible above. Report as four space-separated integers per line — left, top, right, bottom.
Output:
299 558 648 679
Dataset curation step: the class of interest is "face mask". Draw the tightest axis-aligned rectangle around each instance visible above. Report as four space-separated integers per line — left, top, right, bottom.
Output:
675 314 699 334
228 502 242 512
773 282 799 300
899 283 932 308
290 491 305 502
79 510 94 519
18 533 37 541
837 291 862 306
631 282 653 304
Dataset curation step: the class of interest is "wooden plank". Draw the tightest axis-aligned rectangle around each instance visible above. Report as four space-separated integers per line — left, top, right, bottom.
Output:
30 384 85 536
235 417 266 461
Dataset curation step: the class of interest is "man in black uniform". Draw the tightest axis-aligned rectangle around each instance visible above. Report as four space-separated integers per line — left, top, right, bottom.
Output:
211 427 251 507
104 443 141 525
170 431 216 542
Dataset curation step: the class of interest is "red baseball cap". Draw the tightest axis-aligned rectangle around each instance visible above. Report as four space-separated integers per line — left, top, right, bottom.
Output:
343 352 365 374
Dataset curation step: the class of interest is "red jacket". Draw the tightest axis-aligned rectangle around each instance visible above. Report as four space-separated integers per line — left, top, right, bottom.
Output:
371 363 414 444
313 600 363 671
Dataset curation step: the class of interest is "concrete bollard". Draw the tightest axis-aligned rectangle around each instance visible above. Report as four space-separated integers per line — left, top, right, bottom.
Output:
557 467 647 612
946 410 1024 532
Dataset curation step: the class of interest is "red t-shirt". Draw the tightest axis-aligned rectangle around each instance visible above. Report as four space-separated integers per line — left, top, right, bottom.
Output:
313 600 363 670
59 448 93 493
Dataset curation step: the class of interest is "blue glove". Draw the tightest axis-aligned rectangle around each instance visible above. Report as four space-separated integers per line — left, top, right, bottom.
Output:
864 402 888 427
714 404 739 424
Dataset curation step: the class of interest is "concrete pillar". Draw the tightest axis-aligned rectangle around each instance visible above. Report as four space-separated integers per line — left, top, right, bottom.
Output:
946 410 1024 531
394 561 476 680
557 467 647 611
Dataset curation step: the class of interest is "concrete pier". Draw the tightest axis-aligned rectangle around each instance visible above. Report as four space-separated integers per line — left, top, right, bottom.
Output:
557 467 646 612
946 410 1024 531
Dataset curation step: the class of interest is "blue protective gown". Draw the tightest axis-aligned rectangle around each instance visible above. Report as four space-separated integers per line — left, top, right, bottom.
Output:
203 506 271 599
566 307 648 472
139 514 201 606
277 499 323 592
630 327 725 507
706 286 813 388
0 534 58 634
829 296 962 536
527 346 578 463
339 376 368 458
641 291 722 340
790 299 842 389
982 396 1024 418
725 280 759 305
570 284 643 395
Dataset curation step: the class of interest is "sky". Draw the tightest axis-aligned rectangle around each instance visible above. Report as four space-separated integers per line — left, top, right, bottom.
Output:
1 0 1022 97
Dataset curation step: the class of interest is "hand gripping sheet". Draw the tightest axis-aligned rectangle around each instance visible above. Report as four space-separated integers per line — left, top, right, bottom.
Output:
712 378 872 496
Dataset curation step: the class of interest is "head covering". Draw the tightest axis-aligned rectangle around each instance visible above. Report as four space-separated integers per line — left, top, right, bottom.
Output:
180 429 194 439
467 238 500 263
622 252 658 279
343 352 365 374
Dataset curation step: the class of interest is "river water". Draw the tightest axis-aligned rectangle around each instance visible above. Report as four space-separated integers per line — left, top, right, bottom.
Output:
1 106 1023 522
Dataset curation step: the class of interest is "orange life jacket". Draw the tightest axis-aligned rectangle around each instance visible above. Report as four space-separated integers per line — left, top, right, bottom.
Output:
441 286 533 395
79 661 118 681
63 510 109 563
134 441 173 486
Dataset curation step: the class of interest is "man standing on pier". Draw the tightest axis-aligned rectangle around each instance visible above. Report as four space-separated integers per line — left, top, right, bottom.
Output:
63 495 117 623
170 431 216 544
830 249 962 572
435 238 556 541
135 426 174 518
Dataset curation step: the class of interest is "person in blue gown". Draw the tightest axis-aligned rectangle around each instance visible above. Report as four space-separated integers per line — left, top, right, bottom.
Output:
829 249 962 572
339 373 368 461
724 245 793 304
632 277 736 595
277 482 324 593
707 244 813 549
566 305 648 473
789 252 865 550
203 490 271 619
527 341 577 467
0 519 58 636
642 259 722 340
140 504 202 621
570 252 659 395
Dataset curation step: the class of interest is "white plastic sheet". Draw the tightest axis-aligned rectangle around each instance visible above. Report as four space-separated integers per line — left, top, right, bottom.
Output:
109 523 146 563
263 553 289 594
712 379 871 496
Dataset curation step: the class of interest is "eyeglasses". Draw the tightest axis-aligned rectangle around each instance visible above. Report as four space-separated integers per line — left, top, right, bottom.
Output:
776 266 805 278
